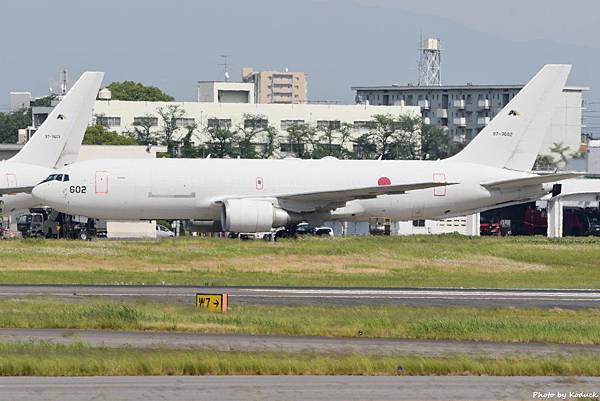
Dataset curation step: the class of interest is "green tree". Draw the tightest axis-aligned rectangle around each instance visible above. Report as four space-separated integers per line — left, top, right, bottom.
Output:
83 125 138 145
157 105 185 156
352 133 378 160
131 115 158 145
236 114 278 159
284 122 316 158
312 122 353 159
533 154 558 171
420 123 453 160
205 126 237 158
0 109 32 143
179 122 201 158
359 114 421 160
550 141 571 168
107 81 174 102
31 95 57 107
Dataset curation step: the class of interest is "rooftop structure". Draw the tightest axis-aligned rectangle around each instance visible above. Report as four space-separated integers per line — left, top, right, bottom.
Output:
242 67 307 104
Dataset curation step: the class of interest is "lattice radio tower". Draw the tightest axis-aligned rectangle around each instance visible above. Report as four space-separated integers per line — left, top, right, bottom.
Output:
417 37 442 86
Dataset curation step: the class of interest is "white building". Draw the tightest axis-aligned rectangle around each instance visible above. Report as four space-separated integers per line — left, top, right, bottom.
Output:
90 100 421 152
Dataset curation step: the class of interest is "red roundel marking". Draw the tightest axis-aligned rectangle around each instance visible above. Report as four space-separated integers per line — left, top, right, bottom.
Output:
377 176 391 186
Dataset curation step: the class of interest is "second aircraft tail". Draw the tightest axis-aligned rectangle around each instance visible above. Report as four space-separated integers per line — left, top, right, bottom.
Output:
448 64 571 172
9 71 104 169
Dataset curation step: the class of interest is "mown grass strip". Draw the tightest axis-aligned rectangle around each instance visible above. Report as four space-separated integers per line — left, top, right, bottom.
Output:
1 235 600 288
0 342 599 376
3 298 600 344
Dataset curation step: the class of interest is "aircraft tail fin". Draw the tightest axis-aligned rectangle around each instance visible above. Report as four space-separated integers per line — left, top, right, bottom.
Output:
448 64 571 172
10 71 104 168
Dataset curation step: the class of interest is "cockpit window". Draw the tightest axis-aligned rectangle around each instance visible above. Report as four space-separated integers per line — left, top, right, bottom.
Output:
39 173 69 184
40 174 57 184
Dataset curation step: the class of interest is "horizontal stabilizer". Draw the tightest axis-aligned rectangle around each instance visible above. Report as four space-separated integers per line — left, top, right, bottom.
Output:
482 172 583 190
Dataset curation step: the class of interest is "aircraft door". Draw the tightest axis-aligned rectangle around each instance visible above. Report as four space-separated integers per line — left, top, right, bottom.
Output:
5 173 16 188
95 171 109 194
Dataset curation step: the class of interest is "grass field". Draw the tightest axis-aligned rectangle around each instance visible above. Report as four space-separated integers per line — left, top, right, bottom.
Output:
0 235 600 288
0 342 599 376
3 298 600 344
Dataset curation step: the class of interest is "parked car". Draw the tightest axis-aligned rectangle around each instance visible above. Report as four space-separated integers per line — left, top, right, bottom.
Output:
156 224 175 238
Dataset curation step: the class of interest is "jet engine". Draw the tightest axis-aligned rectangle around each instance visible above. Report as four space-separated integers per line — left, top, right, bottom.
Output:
221 199 294 232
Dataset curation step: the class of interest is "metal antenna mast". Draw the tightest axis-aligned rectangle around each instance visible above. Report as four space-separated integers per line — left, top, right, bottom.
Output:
60 68 69 95
417 38 442 86
219 55 230 81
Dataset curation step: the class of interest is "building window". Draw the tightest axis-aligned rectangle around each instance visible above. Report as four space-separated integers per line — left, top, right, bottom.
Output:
207 118 232 129
244 118 268 129
96 116 121 128
353 120 376 129
412 220 425 227
175 118 196 128
280 143 305 153
317 120 341 130
133 117 158 126
281 120 305 130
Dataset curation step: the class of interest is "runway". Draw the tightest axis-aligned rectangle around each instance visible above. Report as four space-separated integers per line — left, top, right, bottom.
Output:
1 376 599 401
1 328 599 356
0 284 600 308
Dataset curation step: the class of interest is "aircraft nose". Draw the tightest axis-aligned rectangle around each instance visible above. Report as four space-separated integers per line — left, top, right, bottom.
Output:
31 184 49 202
32 183 61 207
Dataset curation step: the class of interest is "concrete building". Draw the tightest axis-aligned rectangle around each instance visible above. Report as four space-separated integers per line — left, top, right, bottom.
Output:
197 81 255 104
87 100 420 155
9 92 32 112
242 67 308 104
353 84 587 155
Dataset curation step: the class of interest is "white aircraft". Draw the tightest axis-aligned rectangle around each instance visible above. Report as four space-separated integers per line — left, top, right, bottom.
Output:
0 72 104 214
32 65 576 233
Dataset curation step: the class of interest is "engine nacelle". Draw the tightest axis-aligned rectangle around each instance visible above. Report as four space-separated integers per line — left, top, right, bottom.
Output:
184 220 223 233
221 199 292 232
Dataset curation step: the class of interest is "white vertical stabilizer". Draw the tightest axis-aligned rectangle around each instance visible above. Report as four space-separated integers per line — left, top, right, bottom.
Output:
449 64 571 171
10 72 104 168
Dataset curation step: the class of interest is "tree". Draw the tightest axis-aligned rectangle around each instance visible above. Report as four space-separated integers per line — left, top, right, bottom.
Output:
107 81 174 102
550 141 571 168
157 105 185 156
312 122 352 159
352 133 378 160
0 108 32 143
31 95 57 107
420 123 454 160
236 114 278 159
533 154 558 171
358 114 421 160
284 122 316 158
205 126 237 158
179 122 201 158
83 125 138 145
131 115 158 145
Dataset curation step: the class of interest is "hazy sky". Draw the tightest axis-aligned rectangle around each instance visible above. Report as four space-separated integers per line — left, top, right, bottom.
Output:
2 0 599 130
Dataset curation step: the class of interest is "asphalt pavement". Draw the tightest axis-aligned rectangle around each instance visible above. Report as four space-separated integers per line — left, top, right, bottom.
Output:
1 284 600 308
1 376 599 401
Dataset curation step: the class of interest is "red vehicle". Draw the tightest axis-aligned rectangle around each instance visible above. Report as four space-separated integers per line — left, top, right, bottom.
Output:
480 216 502 236
523 207 547 235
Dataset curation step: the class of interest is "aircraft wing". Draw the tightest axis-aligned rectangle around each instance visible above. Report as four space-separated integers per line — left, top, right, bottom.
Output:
481 172 583 190
275 181 456 212
0 186 34 195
